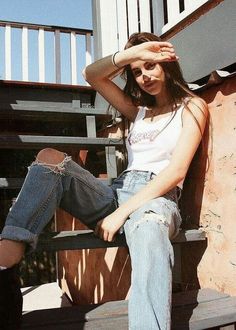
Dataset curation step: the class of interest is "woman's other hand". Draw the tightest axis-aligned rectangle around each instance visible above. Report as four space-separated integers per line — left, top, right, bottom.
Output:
94 211 127 242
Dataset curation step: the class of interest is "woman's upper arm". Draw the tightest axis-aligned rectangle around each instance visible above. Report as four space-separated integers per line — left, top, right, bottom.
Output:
83 68 137 121
169 97 208 177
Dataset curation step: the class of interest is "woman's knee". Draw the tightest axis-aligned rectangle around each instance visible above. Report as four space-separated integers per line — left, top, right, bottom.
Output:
36 148 65 165
0 240 25 268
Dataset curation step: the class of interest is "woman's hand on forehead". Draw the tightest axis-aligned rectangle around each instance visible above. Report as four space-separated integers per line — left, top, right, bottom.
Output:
136 41 179 63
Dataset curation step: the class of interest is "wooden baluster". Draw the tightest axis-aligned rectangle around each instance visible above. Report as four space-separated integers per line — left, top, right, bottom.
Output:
151 0 165 36
38 28 45 83
55 29 61 84
127 0 139 36
116 0 128 51
70 31 77 85
139 0 151 32
5 24 11 80
22 26 29 81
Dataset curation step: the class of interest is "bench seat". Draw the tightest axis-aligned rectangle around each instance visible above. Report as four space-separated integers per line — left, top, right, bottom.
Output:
21 288 236 329
36 228 206 252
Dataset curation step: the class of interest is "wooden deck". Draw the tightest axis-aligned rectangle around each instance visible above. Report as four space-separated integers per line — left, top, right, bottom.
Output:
21 288 236 329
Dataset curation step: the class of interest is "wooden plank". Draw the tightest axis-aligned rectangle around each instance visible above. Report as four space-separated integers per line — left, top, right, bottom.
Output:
36 229 205 252
139 0 151 32
0 135 123 149
172 288 230 307
85 32 92 66
70 31 77 85
172 229 206 243
38 28 45 83
0 178 24 189
21 290 236 330
152 0 165 36
54 30 61 84
127 0 139 35
22 26 29 81
36 230 127 252
166 0 180 26
86 115 96 137
172 296 236 330
105 146 118 179
0 177 112 190
116 0 128 50
5 25 11 80
0 103 112 115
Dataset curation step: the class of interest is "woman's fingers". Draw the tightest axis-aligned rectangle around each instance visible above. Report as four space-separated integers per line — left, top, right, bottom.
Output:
94 220 115 242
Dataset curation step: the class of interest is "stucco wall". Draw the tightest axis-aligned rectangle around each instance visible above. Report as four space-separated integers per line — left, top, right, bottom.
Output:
181 76 236 294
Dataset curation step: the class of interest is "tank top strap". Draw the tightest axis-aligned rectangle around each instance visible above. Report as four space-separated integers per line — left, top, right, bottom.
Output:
134 106 146 122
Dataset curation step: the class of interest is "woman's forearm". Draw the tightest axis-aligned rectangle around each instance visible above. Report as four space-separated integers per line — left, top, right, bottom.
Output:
115 165 185 220
83 47 138 83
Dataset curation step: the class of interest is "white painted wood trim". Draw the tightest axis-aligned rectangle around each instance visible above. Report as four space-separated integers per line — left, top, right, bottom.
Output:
151 0 164 36
54 29 61 83
139 0 151 32
38 28 45 83
167 0 180 26
22 26 29 81
85 32 92 86
70 31 77 85
161 0 210 34
5 25 11 80
116 0 128 50
127 0 139 35
85 32 92 66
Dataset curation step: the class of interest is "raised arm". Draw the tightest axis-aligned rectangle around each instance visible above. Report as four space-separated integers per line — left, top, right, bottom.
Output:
83 41 177 121
95 97 208 241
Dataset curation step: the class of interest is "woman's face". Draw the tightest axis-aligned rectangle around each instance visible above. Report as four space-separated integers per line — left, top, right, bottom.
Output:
130 60 166 96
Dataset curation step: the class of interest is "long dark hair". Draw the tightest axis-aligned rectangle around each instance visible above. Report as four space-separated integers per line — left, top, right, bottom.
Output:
122 32 193 107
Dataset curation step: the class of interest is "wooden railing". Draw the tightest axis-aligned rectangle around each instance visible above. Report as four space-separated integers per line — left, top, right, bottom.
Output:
152 0 210 35
0 20 93 85
93 0 212 57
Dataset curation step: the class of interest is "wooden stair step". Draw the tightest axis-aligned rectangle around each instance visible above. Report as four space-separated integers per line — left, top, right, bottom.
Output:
21 288 236 329
0 135 123 149
36 229 206 252
0 177 112 189
0 103 112 116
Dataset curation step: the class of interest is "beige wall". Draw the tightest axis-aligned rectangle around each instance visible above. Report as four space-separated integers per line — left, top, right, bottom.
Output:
181 76 236 295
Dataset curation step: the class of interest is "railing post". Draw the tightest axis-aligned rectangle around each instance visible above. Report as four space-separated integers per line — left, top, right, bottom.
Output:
5 25 11 80
127 0 139 35
22 26 29 81
54 29 61 84
116 0 128 50
151 0 165 36
139 0 151 32
70 31 77 85
38 28 45 83
166 0 180 27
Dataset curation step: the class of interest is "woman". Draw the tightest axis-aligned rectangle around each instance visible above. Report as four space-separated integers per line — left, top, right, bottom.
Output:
0 32 208 329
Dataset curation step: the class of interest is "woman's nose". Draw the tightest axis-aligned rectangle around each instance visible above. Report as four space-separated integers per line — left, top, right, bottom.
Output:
143 73 151 81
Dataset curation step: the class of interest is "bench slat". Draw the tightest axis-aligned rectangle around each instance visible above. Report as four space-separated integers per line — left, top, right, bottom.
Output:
0 135 123 149
21 289 236 330
36 229 206 252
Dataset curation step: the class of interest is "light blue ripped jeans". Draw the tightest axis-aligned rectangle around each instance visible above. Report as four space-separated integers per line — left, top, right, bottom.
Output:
1 156 181 330
112 170 182 330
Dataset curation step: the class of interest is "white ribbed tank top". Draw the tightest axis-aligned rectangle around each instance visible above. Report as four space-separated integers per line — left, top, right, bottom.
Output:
126 104 184 188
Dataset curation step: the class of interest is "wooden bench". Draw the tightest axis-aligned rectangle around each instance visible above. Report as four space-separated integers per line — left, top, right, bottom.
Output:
21 287 236 329
18 229 235 329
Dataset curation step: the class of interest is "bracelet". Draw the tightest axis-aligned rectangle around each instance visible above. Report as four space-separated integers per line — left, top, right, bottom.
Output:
112 51 121 69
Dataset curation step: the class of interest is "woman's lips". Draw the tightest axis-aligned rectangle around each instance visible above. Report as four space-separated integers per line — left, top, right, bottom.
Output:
144 81 155 89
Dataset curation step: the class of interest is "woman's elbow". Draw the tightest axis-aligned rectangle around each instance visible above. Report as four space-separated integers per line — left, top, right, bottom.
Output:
168 165 187 183
82 67 89 82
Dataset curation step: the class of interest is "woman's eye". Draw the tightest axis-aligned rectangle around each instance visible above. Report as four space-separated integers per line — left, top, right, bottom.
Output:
133 70 141 77
146 63 155 70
